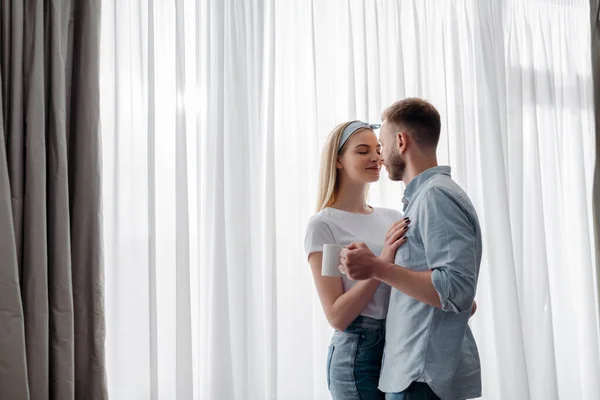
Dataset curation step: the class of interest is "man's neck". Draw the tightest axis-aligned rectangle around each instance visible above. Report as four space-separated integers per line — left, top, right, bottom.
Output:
402 157 439 187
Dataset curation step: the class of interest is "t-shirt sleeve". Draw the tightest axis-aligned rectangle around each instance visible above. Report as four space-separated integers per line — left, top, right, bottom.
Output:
304 217 336 260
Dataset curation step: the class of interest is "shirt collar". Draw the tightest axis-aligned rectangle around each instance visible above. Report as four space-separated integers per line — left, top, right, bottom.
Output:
402 166 451 205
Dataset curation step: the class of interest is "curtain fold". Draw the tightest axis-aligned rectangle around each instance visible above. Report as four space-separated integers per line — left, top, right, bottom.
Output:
0 1 106 399
591 0 600 347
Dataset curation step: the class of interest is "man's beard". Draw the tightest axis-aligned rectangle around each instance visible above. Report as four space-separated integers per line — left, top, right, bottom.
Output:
385 149 406 181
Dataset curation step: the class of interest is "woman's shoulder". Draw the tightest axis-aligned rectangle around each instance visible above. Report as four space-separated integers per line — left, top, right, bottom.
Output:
306 209 349 238
304 211 337 251
372 206 403 219
306 210 330 229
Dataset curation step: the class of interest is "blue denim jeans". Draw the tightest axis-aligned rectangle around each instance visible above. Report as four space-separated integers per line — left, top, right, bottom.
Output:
385 382 441 400
327 316 385 400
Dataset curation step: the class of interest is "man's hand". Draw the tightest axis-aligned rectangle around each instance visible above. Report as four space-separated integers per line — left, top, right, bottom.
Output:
470 300 477 317
340 242 378 280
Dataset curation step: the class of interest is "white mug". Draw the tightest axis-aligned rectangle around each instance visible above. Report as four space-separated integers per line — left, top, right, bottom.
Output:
322 244 346 277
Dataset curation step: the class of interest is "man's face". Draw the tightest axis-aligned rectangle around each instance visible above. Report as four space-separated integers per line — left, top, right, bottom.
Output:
379 120 406 182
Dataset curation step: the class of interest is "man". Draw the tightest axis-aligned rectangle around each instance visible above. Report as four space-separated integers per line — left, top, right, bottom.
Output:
340 98 482 400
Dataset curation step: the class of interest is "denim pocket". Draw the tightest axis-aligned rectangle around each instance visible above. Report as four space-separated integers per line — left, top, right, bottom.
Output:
326 345 335 389
358 330 384 351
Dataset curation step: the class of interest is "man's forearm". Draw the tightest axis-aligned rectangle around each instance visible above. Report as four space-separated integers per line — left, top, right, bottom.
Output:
373 258 442 308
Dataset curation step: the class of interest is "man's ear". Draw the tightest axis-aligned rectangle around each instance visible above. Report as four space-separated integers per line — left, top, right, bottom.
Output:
397 131 407 153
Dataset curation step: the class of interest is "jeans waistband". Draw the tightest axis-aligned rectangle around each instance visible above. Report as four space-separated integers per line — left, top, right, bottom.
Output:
344 315 385 333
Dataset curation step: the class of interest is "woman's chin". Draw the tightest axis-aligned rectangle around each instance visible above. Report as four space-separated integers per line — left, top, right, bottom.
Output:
365 173 381 183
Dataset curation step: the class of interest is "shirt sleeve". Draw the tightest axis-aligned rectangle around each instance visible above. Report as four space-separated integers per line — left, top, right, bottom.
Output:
417 187 478 313
304 217 336 260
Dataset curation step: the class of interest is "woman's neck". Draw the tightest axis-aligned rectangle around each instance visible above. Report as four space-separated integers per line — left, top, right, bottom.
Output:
330 179 371 214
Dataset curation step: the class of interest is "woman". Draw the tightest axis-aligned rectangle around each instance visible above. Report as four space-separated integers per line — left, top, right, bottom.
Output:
304 121 409 399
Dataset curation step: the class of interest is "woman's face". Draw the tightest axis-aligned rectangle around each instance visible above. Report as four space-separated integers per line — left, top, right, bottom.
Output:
337 129 382 184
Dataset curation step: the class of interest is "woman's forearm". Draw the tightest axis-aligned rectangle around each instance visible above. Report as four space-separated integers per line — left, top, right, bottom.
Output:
328 278 382 331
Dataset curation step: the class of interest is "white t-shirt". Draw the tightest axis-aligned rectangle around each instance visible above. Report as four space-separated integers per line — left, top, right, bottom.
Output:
304 206 404 320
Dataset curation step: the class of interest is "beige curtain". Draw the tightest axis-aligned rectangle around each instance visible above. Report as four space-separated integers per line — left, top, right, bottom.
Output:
0 1 106 399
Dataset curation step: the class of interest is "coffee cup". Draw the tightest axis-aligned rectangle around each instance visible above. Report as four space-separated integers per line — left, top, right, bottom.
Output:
322 244 346 277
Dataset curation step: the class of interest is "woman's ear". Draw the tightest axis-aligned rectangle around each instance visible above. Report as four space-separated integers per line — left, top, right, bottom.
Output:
336 158 343 169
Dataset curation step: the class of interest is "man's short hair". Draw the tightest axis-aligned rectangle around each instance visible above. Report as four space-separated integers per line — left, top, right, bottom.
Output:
381 98 441 150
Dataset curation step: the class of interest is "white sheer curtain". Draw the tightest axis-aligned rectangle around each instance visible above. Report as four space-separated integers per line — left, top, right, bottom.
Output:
100 0 599 399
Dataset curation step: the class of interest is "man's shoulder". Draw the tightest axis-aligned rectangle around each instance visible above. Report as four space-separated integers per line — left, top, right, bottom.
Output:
419 177 476 213
421 176 463 198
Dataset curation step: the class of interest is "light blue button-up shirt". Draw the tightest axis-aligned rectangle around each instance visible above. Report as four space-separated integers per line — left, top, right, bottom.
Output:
379 166 482 400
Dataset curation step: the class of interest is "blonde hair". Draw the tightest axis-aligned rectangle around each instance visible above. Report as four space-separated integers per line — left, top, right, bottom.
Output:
315 121 370 212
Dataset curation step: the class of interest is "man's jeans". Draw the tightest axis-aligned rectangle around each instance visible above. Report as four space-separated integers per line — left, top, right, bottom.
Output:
385 382 441 400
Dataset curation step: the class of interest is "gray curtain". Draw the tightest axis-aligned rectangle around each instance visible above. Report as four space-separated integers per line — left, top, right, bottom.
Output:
0 1 106 399
593 0 600 319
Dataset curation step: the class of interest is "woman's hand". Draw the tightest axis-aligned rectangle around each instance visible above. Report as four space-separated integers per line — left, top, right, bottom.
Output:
379 217 410 263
